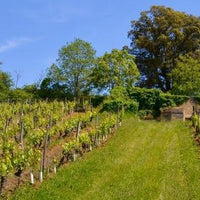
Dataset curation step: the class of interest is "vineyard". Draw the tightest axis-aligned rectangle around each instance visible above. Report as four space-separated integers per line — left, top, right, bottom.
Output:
2 2 200 199
0 99 200 199
10 117 200 200
0 100 120 197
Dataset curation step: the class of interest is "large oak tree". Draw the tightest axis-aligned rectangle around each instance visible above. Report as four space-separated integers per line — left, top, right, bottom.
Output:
128 5 200 92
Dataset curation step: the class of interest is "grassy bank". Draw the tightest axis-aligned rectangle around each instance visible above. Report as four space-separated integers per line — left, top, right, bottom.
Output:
11 118 200 200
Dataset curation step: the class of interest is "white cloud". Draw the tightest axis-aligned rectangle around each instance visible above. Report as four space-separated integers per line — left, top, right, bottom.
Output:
0 37 38 53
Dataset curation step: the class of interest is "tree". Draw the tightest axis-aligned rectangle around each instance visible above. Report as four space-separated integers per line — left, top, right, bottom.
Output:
171 52 200 96
91 49 139 92
39 77 71 99
128 5 200 91
0 71 12 90
0 70 13 100
23 84 39 98
48 39 96 99
39 64 70 99
102 86 139 112
9 88 34 101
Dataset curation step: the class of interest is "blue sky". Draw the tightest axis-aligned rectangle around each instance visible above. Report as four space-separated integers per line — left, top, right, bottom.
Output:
0 0 200 87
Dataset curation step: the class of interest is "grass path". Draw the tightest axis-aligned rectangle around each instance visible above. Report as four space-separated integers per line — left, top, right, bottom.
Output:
12 117 200 200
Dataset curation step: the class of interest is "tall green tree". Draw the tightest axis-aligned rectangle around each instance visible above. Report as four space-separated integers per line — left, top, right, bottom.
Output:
0 62 12 90
0 71 13 90
91 49 139 92
0 63 13 100
128 5 200 91
171 52 200 96
48 39 96 99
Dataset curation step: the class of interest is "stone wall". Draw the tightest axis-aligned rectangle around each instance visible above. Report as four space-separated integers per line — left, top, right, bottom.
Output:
160 98 199 121
161 109 184 121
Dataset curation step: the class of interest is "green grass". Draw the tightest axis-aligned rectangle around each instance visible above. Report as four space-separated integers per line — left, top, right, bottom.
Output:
11 117 200 200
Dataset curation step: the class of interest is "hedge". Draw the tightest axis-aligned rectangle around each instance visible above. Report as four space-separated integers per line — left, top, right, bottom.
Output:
128 87 189 116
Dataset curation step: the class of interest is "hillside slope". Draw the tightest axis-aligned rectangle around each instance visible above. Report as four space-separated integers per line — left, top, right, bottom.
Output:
12 118 200 200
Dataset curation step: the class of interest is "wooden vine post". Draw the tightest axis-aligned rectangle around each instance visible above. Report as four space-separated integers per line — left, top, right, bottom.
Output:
76 120 81 139
95 115 99 145
74 120 81 161
40 113 52 182
15 107 25 186
117 104 120 129
197 112 200 133
19 108 24 151
122 104 125 117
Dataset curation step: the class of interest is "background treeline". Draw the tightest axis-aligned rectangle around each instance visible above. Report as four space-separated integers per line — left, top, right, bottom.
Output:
0 5 200 111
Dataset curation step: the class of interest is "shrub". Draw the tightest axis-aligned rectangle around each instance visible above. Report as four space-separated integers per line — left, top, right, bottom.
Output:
102 86 138 113
128 87 189 117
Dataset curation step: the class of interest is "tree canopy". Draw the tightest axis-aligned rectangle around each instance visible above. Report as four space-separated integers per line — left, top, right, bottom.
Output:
172 52 200 96
0 71 12 90
128 5 200 92
91 49 139 92
45 39 96 99
58 39 96 99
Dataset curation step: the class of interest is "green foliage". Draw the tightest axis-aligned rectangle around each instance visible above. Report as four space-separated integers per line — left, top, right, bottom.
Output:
9 89 34 101
129 87 189 116
103 100 138 113
12 119 200 200
39 77 71 100
128 87 160 110
62 140 79 155
88 129 96 137
137 110 149 119
0 141 14 176
23 84 39 99
0 99 101 196
109 86 129 103
27 129 45 147
97 114 116 136
172 52 200 95
61 112 117 161
12 146 40 172
159 93 188 108
0 156 13 176
0 68 40 101
91 95 105 107
0 71 13 90
192 114 199 129
0 70 13 101
91 49 139 92
46 38 96 99
27 148 41 169
102 86 138 112
128 5 200 91
79 132 91 145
